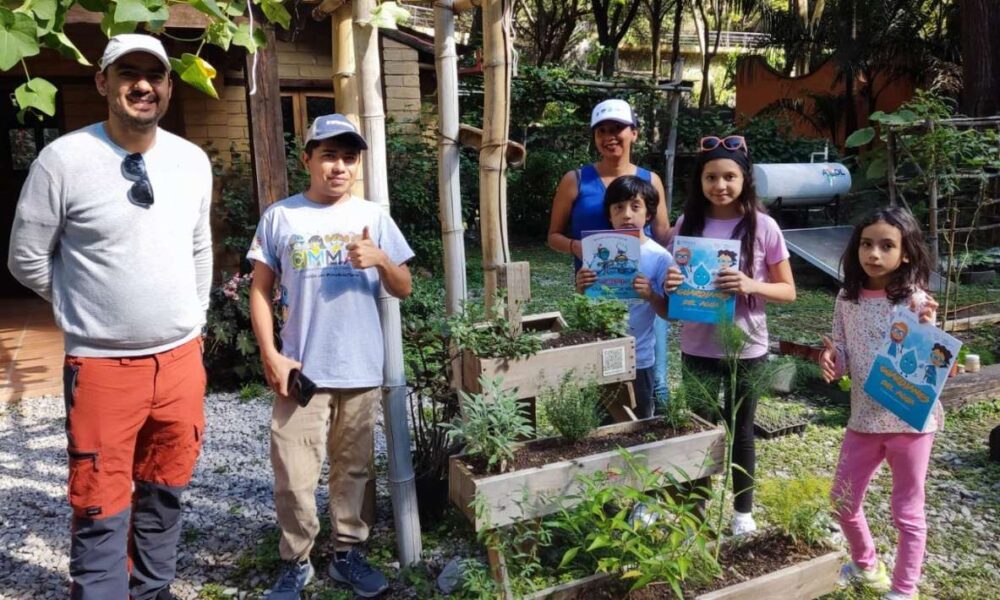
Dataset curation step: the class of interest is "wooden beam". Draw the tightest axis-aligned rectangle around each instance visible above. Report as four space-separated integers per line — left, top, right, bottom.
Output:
66 4 210 27
245 22 289 213
453 0 483 13
942 312 1000 332
312 0 349 20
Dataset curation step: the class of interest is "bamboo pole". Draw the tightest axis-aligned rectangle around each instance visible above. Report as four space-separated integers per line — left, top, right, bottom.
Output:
332 4 365 198
664 57 684 219
479 0 514 313
435 0 467 316
352 0 422 566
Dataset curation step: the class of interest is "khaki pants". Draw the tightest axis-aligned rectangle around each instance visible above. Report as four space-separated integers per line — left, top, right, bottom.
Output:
271 387 379 561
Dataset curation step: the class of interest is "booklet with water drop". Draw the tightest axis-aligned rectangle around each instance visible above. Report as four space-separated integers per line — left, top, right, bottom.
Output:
862 307 962 431
667 236 740 323
580 229 641 300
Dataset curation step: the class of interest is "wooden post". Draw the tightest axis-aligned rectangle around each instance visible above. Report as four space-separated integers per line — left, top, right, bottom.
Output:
244 20 288 212
664 57 684 219
352 0 422 566
479 0 514 315
886 129 898 207
497 262 530 334
434 0 468 316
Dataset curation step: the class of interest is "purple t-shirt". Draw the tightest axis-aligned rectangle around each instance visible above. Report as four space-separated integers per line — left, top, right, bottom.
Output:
670 212 789 359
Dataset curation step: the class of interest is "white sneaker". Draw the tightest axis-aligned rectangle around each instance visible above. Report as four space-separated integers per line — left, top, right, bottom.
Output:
883 591 918 600
730 511 757 536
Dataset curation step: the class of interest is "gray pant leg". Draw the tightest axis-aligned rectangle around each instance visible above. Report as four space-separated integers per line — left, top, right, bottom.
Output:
129 481 185 600
70 507 130 600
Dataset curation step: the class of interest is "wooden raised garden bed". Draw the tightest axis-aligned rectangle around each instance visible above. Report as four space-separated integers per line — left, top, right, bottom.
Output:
525 544 845 600
449 415 724 530
462 333 636 400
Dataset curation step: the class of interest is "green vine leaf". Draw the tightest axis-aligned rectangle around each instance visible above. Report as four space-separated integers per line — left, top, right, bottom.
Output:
114 0 169 24
78 0 112 12
42 31 92 66
205 20 235 51
256 0 289 30
191 0 228 21
26 0 59 23
0 7 41 71
14 76 57 121
169 53 219 99
232 22 265 53
224 0 247 18
100 10 137 37
865 156 888 180
364 1 410 29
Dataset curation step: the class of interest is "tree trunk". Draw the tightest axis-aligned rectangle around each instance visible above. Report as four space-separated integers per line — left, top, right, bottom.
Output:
649 0 664 81
352 0 422 566
670 0 683 79
960 0 1000 116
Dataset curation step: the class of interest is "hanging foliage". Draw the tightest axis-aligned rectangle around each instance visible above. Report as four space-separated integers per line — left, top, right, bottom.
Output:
0 0 291 121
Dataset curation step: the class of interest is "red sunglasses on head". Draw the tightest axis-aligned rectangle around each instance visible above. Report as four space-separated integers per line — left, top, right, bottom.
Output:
699 135 749 154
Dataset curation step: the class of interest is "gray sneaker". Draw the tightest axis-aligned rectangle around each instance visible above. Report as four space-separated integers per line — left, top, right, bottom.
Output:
329 548 389 598
269 559 314 599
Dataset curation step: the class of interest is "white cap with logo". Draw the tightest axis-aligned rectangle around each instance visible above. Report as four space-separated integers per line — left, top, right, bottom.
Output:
590 99 637 128
99 34 171 72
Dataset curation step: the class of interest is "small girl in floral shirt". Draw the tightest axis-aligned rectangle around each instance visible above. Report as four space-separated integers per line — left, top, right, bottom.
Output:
818 207 940 600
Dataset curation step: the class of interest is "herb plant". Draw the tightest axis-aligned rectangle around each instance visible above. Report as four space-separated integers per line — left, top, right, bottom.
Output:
538 373 606 442
443 377 534 474
448 295 542 360
558 293 629 338
757 474 835 547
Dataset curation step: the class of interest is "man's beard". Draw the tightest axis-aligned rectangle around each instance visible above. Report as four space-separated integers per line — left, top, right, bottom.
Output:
110 96 165 130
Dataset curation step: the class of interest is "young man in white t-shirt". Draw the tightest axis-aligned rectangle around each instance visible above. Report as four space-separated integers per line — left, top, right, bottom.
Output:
248 115 413 599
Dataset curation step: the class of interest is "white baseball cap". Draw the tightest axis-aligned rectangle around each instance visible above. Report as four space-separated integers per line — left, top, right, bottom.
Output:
99 34 171 72
590 99 637 128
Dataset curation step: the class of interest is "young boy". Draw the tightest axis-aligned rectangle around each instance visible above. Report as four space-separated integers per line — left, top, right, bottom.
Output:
576 175 673 418
247 114 413 599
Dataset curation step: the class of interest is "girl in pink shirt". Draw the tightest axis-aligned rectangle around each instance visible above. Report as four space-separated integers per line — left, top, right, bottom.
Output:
663 136 796 535
818 207 939 600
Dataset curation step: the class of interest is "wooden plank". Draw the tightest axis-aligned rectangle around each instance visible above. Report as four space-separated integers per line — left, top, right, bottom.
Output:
521 312 567 333
940 363 1000 410
66 4 210 27
695 550 845 600
524 574 610 600
245 20 289 212
463 336 637 400
942 312 1000 332
498 262 531 333
449 419 725 530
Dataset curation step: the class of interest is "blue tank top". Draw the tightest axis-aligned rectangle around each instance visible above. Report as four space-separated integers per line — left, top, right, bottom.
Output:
569 163 652 270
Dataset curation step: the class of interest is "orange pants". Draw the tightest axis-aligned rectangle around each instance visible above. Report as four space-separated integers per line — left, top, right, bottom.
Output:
64 336 206 600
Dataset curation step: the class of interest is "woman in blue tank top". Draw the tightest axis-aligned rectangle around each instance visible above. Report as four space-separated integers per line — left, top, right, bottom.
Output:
546 98 673 405
546 99 670 268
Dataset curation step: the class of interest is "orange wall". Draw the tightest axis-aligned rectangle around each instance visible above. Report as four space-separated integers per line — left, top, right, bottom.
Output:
735 56 916 146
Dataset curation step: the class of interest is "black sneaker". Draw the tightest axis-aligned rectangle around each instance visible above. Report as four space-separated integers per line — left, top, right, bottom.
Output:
154 589 178 600
329 548 389 598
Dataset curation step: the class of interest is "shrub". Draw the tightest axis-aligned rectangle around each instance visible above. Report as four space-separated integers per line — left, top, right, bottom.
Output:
443 377 534 473
757 474 835 547
448 296 543 360
558 293 629 338
204 271 280 389
539 374 605 442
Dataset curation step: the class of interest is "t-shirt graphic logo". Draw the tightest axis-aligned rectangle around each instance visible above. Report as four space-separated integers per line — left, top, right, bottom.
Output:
289 231 361 271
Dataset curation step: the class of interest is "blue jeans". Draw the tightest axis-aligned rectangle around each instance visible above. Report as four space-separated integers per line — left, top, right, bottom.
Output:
653 315 670 411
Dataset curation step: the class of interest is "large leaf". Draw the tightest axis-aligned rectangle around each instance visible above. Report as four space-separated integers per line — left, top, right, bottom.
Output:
78 0 111 12
169 53 219 99
42 31 92 66
224 0 247 17
0 7 41 71
365 1 410 29
114 0 169 23
844 127 875 148
232 22 266 53
26 0 59 22
191 0 228 21
100 10 136 37
257 0 290 30
204 21 234 51
14 76 58 121
865 156 888 181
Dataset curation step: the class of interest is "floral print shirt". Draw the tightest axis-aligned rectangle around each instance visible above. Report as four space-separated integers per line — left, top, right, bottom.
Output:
831 288 943 433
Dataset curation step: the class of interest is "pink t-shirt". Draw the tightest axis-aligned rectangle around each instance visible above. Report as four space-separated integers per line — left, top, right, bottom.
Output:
670 212 790 359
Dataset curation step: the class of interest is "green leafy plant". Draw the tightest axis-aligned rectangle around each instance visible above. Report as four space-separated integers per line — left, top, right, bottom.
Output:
547 450 718 594
757 474 835 547
442 377 534 474
558 293 628 338
448 296 543 360
538 373 605 442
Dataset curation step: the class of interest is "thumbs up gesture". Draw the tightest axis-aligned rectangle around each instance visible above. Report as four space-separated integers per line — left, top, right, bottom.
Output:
819 335 838 383
346 225 386 270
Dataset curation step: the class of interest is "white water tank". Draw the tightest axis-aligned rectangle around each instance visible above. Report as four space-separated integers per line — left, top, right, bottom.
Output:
753 163 852 207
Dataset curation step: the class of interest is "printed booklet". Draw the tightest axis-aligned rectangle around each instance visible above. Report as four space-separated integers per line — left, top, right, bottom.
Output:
862 306 962 431
580 229 641 300
667 236 740 323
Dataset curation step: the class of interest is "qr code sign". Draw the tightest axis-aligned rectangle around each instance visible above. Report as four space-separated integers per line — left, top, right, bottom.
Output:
602 346 627 377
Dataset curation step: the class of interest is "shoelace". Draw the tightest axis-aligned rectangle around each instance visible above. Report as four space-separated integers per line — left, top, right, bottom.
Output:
344 550 375 580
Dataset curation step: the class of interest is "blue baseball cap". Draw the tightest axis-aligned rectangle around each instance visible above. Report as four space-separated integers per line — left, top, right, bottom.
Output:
305 114 368 149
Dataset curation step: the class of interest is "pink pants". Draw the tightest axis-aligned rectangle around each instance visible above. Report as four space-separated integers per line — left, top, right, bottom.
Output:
832 429 934 596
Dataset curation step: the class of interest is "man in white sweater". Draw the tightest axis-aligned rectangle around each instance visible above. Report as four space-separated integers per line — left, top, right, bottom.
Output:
7 34 212 600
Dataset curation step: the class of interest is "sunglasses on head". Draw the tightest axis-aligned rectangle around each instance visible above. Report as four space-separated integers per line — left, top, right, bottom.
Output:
699 135 748 155
122 153 154 208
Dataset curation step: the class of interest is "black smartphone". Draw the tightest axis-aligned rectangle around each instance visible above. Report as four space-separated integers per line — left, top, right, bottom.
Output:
288 368 317 407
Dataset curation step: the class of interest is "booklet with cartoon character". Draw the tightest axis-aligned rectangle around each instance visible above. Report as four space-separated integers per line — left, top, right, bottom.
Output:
581 229 641 300
862 307 962 431
667 236 741 323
